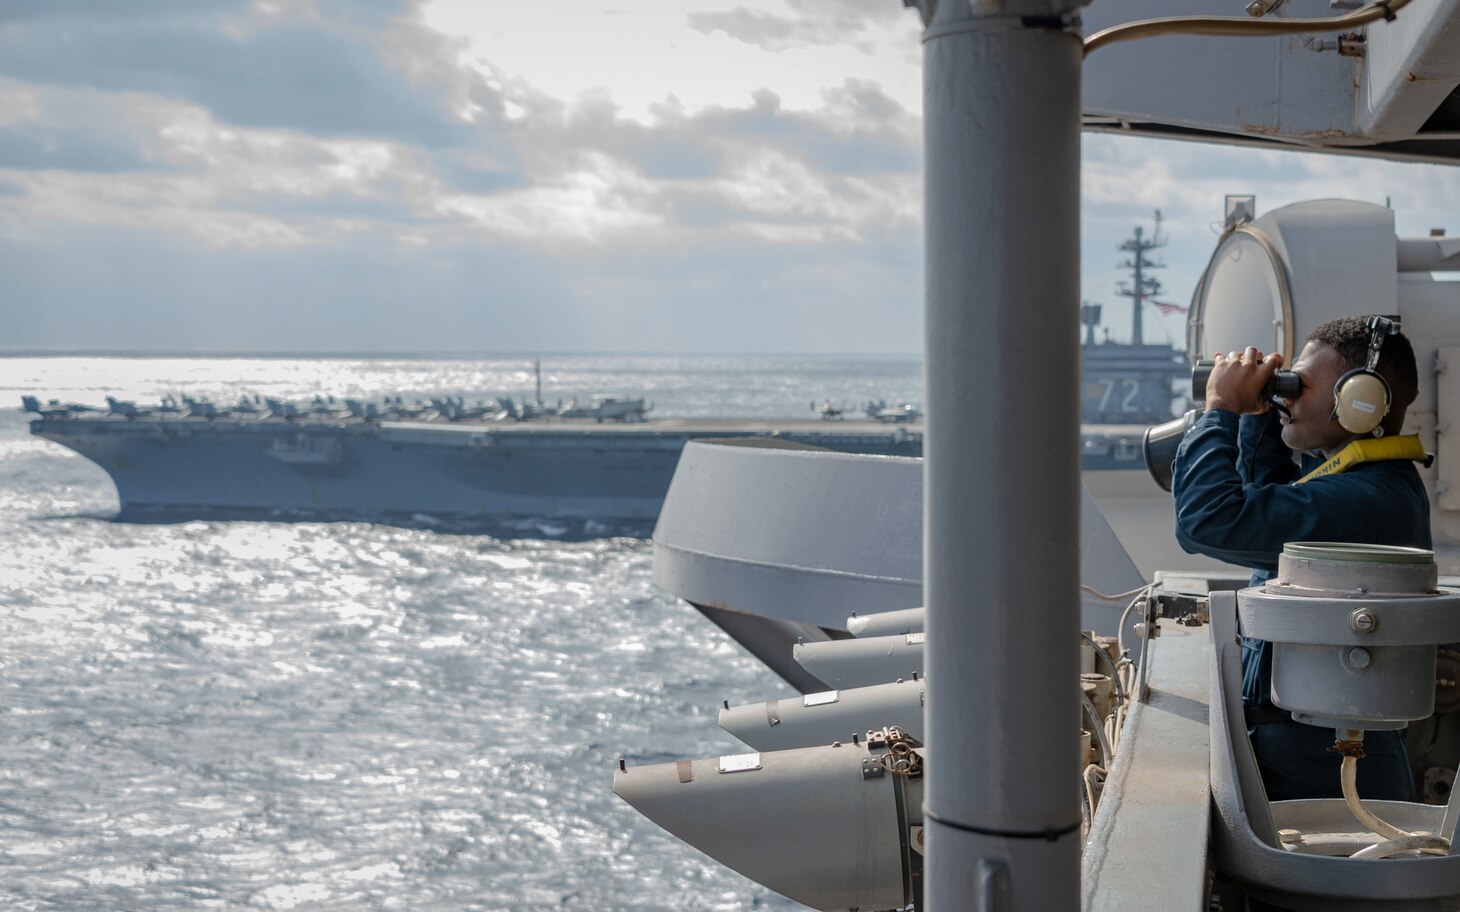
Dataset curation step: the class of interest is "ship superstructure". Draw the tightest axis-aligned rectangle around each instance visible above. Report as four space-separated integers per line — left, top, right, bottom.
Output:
1080 213 1188 427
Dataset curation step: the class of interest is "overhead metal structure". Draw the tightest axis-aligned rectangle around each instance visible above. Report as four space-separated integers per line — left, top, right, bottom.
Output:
1082 0 1460 164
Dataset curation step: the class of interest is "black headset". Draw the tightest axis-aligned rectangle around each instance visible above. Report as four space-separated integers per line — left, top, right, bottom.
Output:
1330 315 1399 437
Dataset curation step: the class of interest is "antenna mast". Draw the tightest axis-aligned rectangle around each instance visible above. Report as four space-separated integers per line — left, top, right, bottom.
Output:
1116 211 1166 345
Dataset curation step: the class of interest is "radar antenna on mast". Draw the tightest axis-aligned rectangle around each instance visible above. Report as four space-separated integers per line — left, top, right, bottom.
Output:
1116 211 1169 345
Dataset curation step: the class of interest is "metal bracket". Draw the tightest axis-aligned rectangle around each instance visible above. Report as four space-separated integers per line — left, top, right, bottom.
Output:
1151 592 1208 628
1337 33 1366 57
865 726 926 778
978 858 1010 911
862 756 886 780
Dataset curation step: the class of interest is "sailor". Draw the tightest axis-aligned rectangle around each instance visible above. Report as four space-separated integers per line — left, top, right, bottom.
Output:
1171 315 1430 801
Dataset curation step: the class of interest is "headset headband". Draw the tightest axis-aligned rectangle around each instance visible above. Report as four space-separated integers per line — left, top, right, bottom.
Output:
1364 315 1399 373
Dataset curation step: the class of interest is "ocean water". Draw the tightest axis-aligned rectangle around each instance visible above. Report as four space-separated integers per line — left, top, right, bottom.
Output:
0 355 921 911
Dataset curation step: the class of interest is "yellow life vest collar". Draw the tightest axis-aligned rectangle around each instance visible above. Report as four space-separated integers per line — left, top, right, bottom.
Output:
1294 434 1432 485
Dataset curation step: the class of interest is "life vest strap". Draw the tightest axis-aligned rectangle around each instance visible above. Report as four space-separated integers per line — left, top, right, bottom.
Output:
1294 434 1431 485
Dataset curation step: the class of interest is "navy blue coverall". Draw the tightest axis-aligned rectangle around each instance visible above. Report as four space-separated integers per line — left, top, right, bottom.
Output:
1171 408 1431 801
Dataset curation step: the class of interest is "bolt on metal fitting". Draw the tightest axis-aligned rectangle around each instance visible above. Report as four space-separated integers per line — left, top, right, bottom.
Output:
1349 608 1378 634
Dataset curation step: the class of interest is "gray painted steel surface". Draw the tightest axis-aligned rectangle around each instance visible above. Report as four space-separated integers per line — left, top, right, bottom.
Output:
1082 0 1460 164
653 442 925 629
652 440 1144 635
1190 201 1397 366
792 634 925 690
1238 545 1460 730
1208 591 1460 910
614 741 922 912
1079 339 1186 424
693 604 839 694
1082 619 1211 912
919 2 1084 909
718 679 925 752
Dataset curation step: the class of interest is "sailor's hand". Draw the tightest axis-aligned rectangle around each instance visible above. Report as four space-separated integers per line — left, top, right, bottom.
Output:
1206 347 1282 415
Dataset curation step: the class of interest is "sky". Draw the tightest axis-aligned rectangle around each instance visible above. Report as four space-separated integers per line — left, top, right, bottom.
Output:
2 0 1459 355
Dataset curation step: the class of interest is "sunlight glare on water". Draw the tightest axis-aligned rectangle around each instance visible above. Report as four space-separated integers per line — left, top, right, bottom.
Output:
0 355 922 910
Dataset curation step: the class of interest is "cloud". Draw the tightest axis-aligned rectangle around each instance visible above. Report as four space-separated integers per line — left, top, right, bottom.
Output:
0 0 913 256
5 1 1451 356
0 0 251 24
436 152 665 245
1 217 922 354
0 1 499 148
0 224 579 353
366 70 922 248
430 152 526 195
558 219 923 352
687 0 906 51
690 83 919 176
0 104 159 174
0 94 444 249
514 79 917 179
0 1 910 354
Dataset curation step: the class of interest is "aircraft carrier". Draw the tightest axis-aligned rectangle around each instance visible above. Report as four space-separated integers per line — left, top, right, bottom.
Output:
22 218 1185 528
23 388 1173 526
24 396 927 525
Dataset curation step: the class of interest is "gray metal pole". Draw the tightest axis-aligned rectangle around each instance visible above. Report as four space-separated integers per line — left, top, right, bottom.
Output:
919 1 1083 909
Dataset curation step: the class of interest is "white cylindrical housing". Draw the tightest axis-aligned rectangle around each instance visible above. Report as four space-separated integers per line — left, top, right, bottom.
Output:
848 607 925 638
1238 543 1460 730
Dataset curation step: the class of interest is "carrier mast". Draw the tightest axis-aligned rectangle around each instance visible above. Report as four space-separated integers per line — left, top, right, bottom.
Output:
1116 213 1166 346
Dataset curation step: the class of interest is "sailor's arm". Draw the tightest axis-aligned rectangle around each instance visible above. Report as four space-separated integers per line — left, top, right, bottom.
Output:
1238 409 1298 487
1173 421 1417 569
1173 348 1298 567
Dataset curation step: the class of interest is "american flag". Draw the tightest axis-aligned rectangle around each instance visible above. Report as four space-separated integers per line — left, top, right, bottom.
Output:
1155 301 1188 316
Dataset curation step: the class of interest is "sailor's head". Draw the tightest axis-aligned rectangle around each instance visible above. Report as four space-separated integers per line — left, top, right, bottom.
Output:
1280 316 1418 453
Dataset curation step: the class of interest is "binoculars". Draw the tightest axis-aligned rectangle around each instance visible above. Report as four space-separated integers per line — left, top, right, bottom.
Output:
1142 359 1300 491
1190 359 1300 403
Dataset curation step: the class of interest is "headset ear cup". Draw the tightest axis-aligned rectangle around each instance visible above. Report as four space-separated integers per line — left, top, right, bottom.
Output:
1333 370 1391 435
